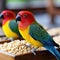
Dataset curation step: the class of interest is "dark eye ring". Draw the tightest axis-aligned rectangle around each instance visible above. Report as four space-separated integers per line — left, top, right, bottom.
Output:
23 14 28 17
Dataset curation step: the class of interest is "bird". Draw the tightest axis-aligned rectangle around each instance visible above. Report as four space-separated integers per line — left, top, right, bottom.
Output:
16 11 60 60
0 10 22 40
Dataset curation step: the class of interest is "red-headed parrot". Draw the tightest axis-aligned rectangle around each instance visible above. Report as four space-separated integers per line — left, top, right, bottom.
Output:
16 11 60 60
0 10 22 40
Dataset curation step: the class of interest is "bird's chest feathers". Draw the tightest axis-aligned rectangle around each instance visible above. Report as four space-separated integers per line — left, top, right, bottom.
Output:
2 19 8 25
19 26 43 47
20 26 30 40
2 21 18 38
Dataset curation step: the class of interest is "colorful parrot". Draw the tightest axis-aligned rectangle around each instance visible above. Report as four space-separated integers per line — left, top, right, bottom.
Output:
0 10 22 40
16 11 60 60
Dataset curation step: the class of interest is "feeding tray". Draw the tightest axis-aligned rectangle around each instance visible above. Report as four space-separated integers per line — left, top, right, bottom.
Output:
0 37 59 60
0 48 60 60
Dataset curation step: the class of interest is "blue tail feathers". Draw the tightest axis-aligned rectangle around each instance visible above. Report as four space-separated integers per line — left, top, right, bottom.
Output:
45 46 60 60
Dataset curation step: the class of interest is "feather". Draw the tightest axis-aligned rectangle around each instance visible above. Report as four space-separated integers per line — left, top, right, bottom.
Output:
29 21 60 60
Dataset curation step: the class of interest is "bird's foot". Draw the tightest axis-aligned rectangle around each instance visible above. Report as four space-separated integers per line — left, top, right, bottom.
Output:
8 38 14 41
26 43 31 47
31 48 37 55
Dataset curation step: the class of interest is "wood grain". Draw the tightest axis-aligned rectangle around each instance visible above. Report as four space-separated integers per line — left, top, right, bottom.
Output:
0 48 60 60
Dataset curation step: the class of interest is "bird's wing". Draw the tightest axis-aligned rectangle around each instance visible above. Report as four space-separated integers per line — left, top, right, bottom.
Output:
9 20 20 36
29 22 58 46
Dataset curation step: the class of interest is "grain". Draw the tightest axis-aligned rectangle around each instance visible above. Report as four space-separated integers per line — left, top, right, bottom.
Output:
0 40 40 55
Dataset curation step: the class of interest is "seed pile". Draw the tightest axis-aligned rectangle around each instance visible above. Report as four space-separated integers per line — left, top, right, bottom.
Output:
0 40 45 55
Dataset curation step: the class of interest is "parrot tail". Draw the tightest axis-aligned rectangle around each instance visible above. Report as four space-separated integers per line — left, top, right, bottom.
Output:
45 46 60 60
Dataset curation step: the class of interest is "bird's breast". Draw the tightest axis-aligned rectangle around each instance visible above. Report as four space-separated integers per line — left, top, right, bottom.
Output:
2 21 19 39
19 26 43 48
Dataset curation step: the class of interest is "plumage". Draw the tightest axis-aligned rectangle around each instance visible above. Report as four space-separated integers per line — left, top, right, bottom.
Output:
16 11 60 60
9 20 21 36
0 10 22 39
29 22 60 60
29 22 55 46
2 20 20 39
19 25 43 47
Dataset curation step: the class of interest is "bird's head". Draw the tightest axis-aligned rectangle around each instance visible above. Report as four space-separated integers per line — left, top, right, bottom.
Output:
16 11 35 29
0 10 16 20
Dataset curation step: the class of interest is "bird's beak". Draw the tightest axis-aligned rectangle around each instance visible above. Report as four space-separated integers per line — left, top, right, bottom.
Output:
16 15 21 22
0 14 4 19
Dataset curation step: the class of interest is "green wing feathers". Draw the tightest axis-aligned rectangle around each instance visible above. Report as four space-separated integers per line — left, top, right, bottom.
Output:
9 20 20 36
29 22 50 41
29 22 59 47
9 20 23 39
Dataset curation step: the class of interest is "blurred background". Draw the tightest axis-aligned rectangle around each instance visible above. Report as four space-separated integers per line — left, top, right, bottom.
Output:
0 0 60 28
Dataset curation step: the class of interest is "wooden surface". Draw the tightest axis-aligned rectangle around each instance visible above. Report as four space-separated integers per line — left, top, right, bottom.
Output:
0 48 60 60
0 52 14 60
15 51 57 60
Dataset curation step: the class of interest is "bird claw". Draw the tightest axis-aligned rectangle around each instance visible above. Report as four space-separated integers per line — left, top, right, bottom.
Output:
26 43 31 47
8 38 14 41
31 48 37 55
26 43 37 55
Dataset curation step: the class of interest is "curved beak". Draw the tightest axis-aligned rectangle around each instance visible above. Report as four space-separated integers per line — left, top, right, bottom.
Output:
0 14 4 19
16 15 21 22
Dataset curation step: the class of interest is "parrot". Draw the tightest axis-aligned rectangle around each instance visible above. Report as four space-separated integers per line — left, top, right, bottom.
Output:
0 10 22 40
16 11 60 60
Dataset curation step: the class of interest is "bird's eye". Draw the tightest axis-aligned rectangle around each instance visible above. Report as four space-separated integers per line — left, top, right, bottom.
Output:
5 13 9 16
23 14 28 17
